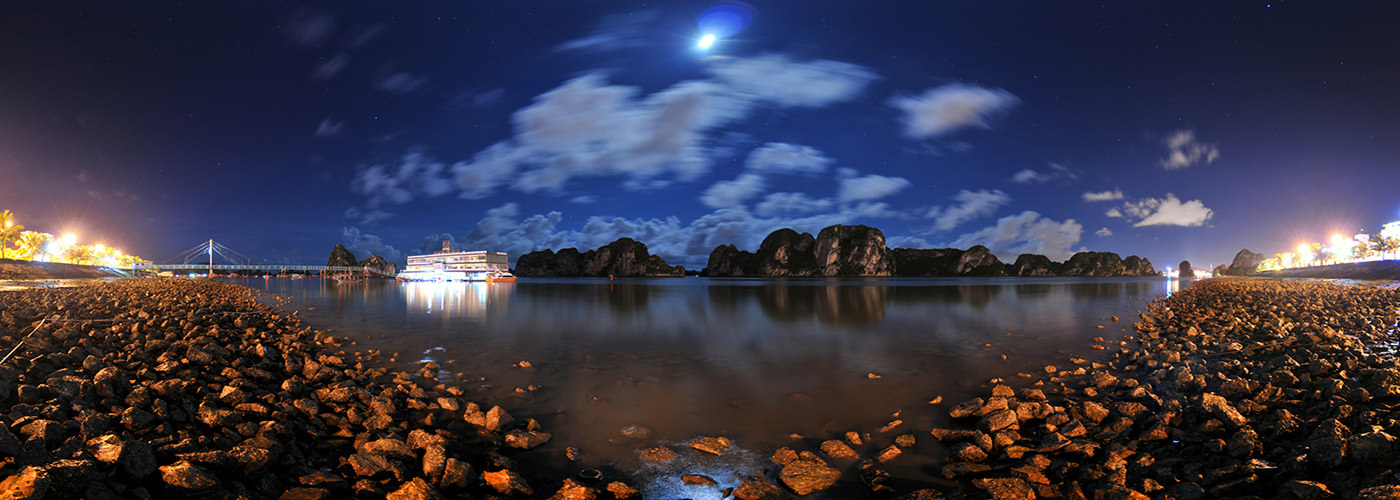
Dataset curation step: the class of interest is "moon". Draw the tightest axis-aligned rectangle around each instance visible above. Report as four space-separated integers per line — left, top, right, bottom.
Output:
696 33 717 50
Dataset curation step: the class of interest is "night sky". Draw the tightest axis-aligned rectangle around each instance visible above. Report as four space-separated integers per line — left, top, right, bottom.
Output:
4 2 1399 270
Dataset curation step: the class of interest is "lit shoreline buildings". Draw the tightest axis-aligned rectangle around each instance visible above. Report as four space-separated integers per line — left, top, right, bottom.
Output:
1257 221 1400 272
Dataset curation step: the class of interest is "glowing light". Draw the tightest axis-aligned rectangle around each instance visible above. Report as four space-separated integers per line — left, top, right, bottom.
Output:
696 33 717 50
61 233 77 246
697 1 755 39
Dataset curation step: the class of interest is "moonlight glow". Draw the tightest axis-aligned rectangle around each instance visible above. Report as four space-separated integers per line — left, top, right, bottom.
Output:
696 33 717 50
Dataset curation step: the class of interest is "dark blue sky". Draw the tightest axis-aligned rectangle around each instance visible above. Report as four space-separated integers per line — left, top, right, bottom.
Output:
3 1 1399 269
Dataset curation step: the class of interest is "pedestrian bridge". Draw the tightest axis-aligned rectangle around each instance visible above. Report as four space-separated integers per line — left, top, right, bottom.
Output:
119 239 395 278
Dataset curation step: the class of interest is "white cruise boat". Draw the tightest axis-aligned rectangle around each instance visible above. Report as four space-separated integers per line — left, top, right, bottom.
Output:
396 241 516 282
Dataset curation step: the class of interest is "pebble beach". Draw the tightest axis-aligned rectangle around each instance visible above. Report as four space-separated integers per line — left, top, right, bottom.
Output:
2 277 1400 499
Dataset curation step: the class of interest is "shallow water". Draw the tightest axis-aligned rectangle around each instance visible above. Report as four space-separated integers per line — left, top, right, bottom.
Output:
229 275 1178 496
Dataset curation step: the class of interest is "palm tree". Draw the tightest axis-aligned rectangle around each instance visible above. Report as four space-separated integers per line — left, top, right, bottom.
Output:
63 245 97 266
13 231 49 260
1375 237 1400 261
0 210 23 259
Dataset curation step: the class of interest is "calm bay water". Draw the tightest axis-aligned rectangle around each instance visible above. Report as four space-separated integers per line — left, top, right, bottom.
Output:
230 276 1180 497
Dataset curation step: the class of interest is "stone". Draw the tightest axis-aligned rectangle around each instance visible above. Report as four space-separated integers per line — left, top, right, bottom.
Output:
387 478 443 500
362 438 414 458
606 482 640 499
280 488 332 500
549 478 599 500
951 442 988 462
733 476 790 500
980 409 1018 432
778 457 840 495
0 466 50 500
484 406 514 432
483 469 533 497
637 447 676 461
682 474 717 486
1351 431 1397 465
972 477 1036 500
820 440 858 462
943 462 992 479
87 434 125 464
1282 480 1334 500
159 460 218 490
504 429 552 449
689 436 733 455
438 458 475 489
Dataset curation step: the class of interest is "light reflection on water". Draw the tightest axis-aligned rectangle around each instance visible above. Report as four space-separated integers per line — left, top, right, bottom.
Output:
233 276 1168 495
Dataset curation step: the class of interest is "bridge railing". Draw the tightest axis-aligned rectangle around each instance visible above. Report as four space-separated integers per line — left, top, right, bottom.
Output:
121 264 395 277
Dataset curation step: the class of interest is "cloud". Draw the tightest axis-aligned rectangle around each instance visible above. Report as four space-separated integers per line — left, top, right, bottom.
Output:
314 118 344 137
1082 190 1124 202
569 195 597 204
1010 162 1076 184
1105 208 1123 218
451 143 520 200
838 174 911 203
1158 129 1219 170
745 142 833 175
944 211 1083 261
343 207 393 225
709 55 877 108
925 189 1010 232
1095 227 1113 237
312 53 350 80
890 83 1020 139
376 71 428 95
414 233 456 255
555 11 658 52
754 192 834 217
1121 193 1214 227
461 203 572 258
506 75 740 194
341 226 402 262
284 10 335 48
700 174 766 208
446 88 505 109
349 149 455 209
350 57 875 214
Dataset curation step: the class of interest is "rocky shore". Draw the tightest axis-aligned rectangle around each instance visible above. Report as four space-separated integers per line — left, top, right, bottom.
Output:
0 279 636 499
907 279 1400 498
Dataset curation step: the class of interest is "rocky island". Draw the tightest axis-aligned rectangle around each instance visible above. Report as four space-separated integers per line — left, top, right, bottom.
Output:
513 238 684 277
705 225 1158 277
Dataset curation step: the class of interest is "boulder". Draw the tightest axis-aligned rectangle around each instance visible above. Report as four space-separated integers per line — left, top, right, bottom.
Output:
778 457 840 495
814 225 894 276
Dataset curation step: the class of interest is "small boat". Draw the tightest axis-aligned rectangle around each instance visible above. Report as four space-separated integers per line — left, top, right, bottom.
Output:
485 271 516 283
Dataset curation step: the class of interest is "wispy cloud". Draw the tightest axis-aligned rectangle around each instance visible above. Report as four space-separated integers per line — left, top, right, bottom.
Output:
924 189 1009 232
1158 129 1219 170
1011 162 1076 184
838 174 911 203
700 174 766 208
284 9 335 48
555 11 658 53
312 53 350 80
744 142 833 175
890 83 1019 139
710 55 878 108
1095 227 1113 237
314 117 344 137
1082 190 1124 202
754 192 834 217
375 71 428 95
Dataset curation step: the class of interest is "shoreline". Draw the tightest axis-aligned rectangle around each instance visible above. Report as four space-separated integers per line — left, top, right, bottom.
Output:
1255 260 1400 280
5 277 1400 498
0 259 128 280
0 278 617 499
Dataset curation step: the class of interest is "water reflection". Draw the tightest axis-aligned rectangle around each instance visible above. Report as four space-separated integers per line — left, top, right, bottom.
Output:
236 276 1170 495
